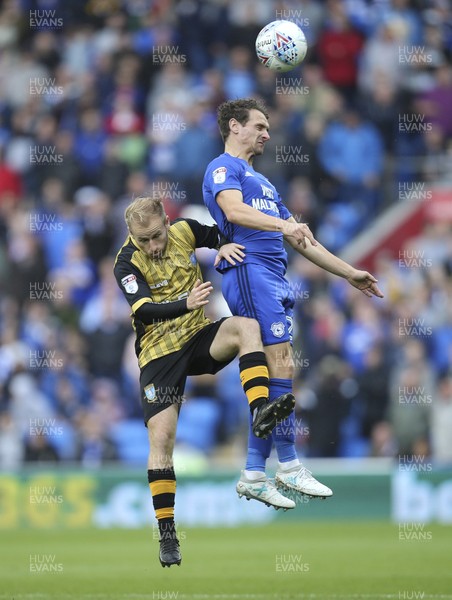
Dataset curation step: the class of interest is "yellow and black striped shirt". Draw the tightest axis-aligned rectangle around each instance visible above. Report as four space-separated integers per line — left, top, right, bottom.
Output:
114 219 221 368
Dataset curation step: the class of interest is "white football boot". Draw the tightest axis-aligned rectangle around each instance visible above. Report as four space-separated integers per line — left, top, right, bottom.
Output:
275 464 333 499
236 471 295 510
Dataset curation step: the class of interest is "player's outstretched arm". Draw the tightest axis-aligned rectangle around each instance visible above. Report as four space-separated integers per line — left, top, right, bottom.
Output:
217 190 316 248
345 270 384 298
285 231 384 299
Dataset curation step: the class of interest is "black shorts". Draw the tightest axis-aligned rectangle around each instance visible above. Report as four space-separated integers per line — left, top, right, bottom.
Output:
139 318 233 425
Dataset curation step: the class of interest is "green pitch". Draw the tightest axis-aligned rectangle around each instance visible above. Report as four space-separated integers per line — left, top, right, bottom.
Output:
1 522 451 600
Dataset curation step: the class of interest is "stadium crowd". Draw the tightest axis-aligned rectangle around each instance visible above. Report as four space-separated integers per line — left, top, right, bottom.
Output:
0 0 451 468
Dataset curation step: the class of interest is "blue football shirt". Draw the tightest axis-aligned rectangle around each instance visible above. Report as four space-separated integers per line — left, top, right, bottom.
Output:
202 152 292 275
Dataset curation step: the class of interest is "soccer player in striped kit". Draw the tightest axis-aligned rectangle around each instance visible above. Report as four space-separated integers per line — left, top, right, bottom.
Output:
114 196 294 566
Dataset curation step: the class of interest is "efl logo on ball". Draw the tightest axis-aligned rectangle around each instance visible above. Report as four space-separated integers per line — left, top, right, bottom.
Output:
256 20 307 72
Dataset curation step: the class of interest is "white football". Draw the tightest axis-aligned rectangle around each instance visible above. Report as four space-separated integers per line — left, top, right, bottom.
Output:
255 20 307 72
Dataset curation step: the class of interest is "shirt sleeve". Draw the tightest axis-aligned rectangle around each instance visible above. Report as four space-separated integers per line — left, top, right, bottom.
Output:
135 299 188 323
175 218 221 249
114 253 189 321
207 158 243 200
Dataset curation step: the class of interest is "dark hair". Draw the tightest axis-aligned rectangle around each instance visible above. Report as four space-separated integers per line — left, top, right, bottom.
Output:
217 98 269 142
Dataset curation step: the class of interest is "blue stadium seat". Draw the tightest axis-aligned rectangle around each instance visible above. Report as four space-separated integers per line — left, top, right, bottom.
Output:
176 398 221 453
110 420 149 465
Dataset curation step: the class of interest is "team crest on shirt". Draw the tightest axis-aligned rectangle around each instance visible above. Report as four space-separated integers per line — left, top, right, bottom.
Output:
121 274 138 294
213 166 227 184
271 321 285 338
144 383 156 403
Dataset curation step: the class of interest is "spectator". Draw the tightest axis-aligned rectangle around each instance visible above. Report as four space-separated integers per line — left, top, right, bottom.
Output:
74 107 107 184
357 345 391 439
24 432 59 463
286 114 329 204
317 0 364 99
174 101 221 204
341 298 384 374
80 257 130 379
75 410 118 468
417 64 452 138
0 410 23 468
0 146 22 216
223 46 256 99
389 339 434 456
358 18 408 95
431 374 452 462
99 138 130 200
358 74 400 153
48 238 96 309
6 211 47 309
75 186 116 266
304 355 353 457
389 364 432 457
8 372 55 437
35 177 83 271
38 129 82 199
318 106 384 241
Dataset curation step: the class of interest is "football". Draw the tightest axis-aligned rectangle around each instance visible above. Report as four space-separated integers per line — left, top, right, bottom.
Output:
255 20 307 72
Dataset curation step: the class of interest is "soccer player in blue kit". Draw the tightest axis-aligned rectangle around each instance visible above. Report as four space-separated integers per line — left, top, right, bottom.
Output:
203 98 384 509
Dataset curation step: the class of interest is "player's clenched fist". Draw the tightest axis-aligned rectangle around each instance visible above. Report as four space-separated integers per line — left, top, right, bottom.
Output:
187 279 213 310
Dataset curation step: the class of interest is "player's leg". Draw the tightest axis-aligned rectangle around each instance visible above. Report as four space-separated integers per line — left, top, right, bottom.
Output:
208 316 295 510
209 316 295 438
229 339 297 509
267 334 332 499
265 339 297 467
236 432 295 510
140 357 186 567
182 315 293 510
146 404 182 567
220 266 296 508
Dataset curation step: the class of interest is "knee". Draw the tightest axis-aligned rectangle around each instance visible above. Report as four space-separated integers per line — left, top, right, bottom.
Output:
269 347 294 379
236 317 261 340
149 430 175 458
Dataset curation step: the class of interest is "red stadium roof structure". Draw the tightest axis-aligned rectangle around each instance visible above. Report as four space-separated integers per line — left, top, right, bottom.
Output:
340 186 452 272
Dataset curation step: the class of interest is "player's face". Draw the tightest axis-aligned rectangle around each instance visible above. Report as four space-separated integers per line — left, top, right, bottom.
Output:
130 215 170 259
238 109 270 155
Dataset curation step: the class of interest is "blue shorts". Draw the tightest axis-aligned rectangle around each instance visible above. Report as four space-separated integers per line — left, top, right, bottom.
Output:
222 263 294 346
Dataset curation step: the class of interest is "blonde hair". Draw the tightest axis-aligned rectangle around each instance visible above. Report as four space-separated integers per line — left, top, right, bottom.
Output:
124 197 165 230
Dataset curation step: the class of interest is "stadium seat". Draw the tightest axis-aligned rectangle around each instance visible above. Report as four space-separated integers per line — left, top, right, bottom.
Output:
110 420 149 465
176 398 221 453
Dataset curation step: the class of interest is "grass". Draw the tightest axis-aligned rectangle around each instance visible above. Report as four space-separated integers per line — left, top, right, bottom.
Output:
1 521 451 600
